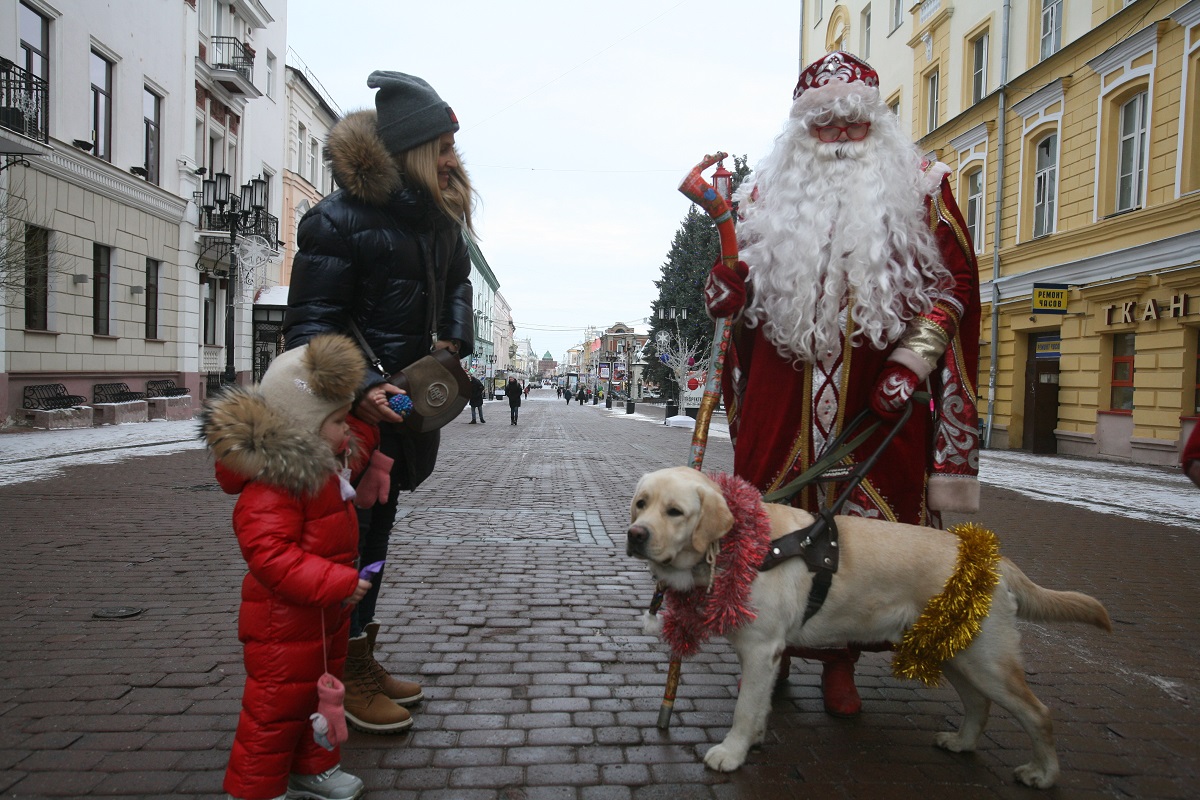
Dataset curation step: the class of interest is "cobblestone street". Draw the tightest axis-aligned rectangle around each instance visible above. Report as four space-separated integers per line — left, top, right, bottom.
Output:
0 391 1196 799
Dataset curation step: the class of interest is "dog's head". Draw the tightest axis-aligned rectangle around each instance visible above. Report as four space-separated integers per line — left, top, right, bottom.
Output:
627 467 735 590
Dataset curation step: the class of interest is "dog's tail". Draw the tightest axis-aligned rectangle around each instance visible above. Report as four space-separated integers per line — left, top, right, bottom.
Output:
1001 558 1112 632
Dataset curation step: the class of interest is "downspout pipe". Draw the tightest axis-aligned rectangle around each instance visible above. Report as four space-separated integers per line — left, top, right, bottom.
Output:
986 0 1013 449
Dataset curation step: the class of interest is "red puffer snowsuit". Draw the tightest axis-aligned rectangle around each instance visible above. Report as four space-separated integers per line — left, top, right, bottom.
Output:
204 386 362 800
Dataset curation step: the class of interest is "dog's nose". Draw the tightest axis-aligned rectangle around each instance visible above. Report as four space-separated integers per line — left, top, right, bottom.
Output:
626 524 649 558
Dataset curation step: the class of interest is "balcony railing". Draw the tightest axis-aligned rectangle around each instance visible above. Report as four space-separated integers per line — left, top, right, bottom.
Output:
206 36 254 83
193 194 280 246
0 58 49 144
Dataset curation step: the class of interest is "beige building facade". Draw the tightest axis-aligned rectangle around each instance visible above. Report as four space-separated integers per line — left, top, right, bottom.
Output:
804 0 1200 465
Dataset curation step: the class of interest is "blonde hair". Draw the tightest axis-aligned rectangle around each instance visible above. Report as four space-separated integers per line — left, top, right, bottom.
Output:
398 137 477 234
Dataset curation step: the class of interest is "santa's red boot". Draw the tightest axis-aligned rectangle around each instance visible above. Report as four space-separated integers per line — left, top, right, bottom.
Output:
782 646 862 717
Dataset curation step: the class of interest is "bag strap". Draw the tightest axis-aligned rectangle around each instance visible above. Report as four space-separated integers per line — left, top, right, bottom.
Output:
346 319 390 382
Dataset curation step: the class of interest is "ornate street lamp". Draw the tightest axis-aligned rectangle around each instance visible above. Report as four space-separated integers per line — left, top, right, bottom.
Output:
202 171 271 385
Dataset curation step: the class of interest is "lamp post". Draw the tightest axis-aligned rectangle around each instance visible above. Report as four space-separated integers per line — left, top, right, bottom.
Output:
201 172 267 385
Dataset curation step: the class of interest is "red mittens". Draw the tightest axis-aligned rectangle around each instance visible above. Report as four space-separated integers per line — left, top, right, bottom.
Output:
354 450 393 509
871 364 920 420
704 259 749 319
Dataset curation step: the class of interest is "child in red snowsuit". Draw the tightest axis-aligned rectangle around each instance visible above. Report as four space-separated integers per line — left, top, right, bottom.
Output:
202 334 373 800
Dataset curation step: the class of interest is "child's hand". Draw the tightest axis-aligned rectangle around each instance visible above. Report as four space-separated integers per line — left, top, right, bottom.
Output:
345 579 371 606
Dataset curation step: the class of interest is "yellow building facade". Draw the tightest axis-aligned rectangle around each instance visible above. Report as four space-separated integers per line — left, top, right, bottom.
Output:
805 0 1200 465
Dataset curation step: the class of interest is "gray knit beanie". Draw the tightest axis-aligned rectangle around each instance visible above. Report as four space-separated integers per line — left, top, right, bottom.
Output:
368 70 459 157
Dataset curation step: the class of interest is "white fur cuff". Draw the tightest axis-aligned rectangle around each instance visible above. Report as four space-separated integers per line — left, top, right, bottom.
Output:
888 348 934 381
641 610 664 637
928 475 980 514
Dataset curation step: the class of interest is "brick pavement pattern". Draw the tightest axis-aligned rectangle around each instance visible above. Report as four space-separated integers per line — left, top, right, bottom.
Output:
1 391 1197 798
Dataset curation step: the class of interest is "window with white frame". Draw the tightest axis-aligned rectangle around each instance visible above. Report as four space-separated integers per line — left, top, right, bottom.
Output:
93 244 111 336
1116 91 1148 212
861 7 872 59
143 87 161 184
19 2 49 81
145 258 160 340
971 32 989 104
926 71 940 133
966 168 985 253
1033 134 1058 237
308 137 318 184
90 51 113 161
265 52 276 100
891 0 903 31
1040 0 1063 61
297 123 306 173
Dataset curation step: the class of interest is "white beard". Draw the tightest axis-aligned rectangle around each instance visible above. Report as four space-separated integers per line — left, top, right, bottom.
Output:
738 95 952 366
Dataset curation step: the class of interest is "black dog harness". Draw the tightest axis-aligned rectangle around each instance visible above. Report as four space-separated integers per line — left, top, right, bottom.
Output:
758 509 840 623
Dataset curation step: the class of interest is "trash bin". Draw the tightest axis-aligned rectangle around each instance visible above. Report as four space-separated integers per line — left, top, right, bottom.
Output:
626 400 635 414
605 395 613 409
665 402 679 418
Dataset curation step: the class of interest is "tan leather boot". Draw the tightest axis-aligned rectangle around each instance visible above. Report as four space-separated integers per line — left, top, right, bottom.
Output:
363 620 424 706
343 634 412 734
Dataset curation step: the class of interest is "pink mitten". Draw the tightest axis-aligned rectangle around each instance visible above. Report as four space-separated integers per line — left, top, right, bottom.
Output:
704 259 749 319
310 672 347 751
354 450 393 509
871 364 920 420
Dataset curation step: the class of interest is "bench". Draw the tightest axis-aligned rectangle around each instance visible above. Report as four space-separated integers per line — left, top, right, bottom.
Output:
92 383 149 426
93 383 147 404
146 379 190 398
145 379 194 421
22 384 93 429
23 383 88 410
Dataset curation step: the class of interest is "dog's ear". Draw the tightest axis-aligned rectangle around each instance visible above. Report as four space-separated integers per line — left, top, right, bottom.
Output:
691 483 734 553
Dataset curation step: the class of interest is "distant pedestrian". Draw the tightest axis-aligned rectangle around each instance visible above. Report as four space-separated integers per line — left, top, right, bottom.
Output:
468 374 486 424
505 376 523 425
201 334 371 800
523 384 531 400
576 387 586 405
1184 424 1200 488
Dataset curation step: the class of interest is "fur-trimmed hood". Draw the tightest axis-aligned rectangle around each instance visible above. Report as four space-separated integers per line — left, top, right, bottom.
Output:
200 387 350 498
325 109 405 207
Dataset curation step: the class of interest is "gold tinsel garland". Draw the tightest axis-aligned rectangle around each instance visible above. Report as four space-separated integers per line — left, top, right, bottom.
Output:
891 522 1001 686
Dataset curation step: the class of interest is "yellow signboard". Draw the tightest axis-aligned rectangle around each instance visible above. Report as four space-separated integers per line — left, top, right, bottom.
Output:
1032 284 1069 314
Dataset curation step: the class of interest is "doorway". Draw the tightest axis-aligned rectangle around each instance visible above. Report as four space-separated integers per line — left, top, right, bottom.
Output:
1023 334 1061 453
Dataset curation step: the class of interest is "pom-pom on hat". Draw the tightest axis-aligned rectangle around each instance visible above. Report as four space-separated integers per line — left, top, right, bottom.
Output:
791 51 881 118
367 70 460 157
258 334 365 436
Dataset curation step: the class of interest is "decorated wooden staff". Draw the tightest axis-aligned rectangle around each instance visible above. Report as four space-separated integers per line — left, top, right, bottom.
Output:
650 153 740 729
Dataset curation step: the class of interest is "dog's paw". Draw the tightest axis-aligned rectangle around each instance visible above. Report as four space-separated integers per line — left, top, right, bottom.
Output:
703 742 747 772
933 731 975 753
1014 762 1058 789
641 610 663 636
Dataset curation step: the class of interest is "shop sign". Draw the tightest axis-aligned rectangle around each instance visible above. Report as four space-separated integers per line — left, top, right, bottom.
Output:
682 370 707 409
1102 293 1190 325
1032 284 1069 314
1034 335 1061 359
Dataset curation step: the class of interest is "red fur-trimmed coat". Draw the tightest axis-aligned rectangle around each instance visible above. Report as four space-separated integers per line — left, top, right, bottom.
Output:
203 389 362 799
723 171 981 525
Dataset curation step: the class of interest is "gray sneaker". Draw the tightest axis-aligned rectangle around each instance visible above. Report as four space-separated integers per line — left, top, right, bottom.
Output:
286 765 364 800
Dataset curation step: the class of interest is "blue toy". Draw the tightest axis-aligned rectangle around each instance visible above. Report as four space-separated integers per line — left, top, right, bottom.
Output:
387 393 413 418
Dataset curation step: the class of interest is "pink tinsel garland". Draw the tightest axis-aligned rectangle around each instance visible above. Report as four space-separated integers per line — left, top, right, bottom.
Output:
660 472 773 658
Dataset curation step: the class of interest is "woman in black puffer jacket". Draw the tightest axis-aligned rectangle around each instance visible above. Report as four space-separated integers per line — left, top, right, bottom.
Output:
283 71 475 737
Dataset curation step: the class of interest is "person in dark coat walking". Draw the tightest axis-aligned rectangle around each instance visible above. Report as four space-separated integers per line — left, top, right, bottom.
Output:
505 377 522 425
468 375 486 424
283 70 475 734
576 386 586 405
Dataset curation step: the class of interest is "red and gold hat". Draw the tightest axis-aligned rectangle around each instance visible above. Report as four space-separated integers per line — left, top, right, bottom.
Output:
792 51 880 101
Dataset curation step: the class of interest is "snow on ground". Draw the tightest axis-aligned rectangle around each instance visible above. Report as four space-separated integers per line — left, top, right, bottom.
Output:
2 406 1197 529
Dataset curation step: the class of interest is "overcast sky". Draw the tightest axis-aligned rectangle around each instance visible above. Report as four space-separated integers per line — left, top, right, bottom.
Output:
284 0 805 362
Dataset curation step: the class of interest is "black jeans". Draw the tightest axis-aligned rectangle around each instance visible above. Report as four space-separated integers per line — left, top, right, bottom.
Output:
350 431 406 638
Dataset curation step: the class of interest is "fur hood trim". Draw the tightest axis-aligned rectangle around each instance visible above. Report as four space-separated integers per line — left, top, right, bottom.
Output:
200 386 347 497
325 109 402 206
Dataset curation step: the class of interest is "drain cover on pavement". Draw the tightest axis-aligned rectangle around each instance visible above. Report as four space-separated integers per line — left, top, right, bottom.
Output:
92 607 144 619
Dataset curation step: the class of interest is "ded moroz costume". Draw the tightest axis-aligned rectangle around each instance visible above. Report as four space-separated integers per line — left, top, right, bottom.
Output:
707 51 982 716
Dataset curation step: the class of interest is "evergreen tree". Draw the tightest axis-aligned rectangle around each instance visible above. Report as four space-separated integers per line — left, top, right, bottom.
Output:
646 156 752 399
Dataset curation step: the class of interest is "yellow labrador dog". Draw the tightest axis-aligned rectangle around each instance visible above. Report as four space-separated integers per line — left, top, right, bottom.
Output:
627 467 1111 789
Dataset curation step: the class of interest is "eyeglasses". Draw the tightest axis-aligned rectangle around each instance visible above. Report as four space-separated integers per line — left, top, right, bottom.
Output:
813 122 871 142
